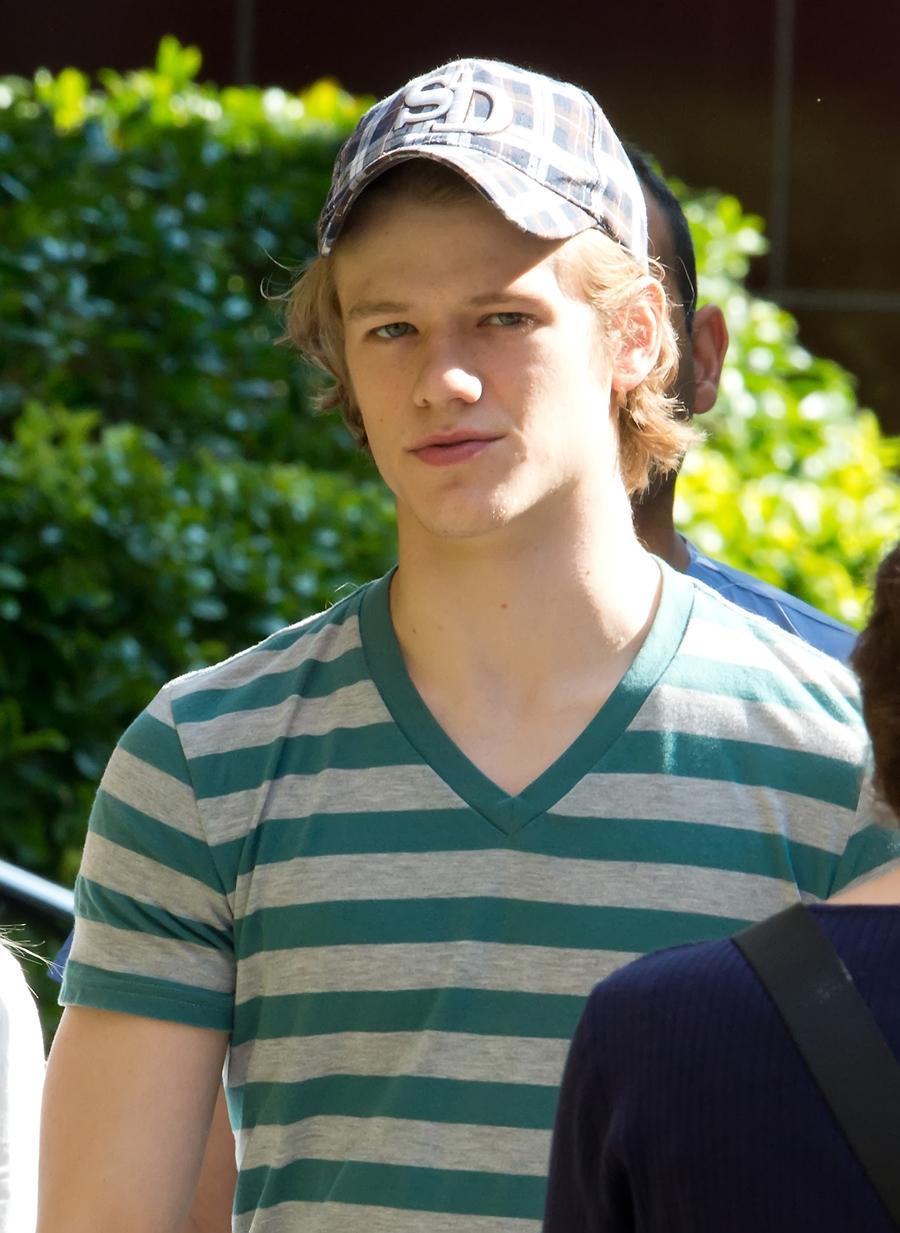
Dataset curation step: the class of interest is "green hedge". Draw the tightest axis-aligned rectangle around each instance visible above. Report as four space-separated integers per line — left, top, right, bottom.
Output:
1 37 898 934
0 37 369 468
1 403 395 883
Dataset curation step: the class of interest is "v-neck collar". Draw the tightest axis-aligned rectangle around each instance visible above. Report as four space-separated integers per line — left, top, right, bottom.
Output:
359 559 694 836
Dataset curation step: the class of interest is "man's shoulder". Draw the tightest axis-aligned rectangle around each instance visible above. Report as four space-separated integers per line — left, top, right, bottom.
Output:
666 559 864 743
683 541 856 664
155 581 374 728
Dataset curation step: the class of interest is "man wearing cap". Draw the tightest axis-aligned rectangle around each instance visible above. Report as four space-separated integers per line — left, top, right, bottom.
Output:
40 59 896 1233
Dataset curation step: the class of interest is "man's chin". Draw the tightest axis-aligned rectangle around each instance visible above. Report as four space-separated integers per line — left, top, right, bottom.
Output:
403 497 520 544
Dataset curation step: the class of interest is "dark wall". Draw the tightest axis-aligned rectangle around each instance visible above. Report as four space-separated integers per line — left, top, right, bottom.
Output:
6 0 900 431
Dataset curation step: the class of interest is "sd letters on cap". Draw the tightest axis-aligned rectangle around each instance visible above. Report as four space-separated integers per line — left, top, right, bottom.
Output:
318 58 648 267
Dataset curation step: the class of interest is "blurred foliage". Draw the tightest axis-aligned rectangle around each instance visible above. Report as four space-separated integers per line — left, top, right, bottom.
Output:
1 401 393 878
1 41 898 1029
0 39 391 1029
0 36 369 469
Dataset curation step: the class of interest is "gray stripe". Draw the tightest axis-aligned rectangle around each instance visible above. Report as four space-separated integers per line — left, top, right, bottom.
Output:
100 747 202 839
238 1115 551 1177
164 612 361 700
145 689 178 726
201 767 466 844
81 833 229 928
235 941 638 1003
555 774 858 848
632 684 862 761
679 612 788 665
234 1200 539 1233
227 1029 569 1089
234 851 797 918
680 612 855 692
68 918 234 994
179 680 390 757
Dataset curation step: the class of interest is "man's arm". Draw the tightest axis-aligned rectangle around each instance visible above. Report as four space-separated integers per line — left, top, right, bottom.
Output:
183 1085 238 1233
38 1006 228 1233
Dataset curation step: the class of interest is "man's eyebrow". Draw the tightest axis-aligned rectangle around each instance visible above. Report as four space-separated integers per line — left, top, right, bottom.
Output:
345 290 544 322
466 290 543 307
345 299 409 322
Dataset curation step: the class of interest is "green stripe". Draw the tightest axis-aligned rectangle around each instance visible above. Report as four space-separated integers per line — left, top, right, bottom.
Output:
76 876 232 951
173 645 370 726
118 710 191 785
232 810 845 895
232 987 585 1047
234 1156 546 1220
235 897 749 960
831 823 900 893
230 809 487 875
780 837 855 899
61 960 233 1030
187 729 859 814
530 817 847 899
794 680 859 722
661 655 858 721
602 730 859 806
189 721 408 798
90 791 228 891
235 1073 557 1132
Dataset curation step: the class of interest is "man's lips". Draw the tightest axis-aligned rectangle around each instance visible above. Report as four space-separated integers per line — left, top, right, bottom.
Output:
408 431 503 467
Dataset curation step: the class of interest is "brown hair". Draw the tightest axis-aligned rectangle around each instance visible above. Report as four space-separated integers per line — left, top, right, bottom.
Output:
853 541 900 817
283 160 699 495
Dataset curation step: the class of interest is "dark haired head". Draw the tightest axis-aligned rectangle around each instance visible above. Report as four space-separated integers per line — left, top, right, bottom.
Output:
626 145 697 333
853 542 900 818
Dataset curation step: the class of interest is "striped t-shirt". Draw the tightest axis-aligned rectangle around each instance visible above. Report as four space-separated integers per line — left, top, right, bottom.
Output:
62 562 899 1233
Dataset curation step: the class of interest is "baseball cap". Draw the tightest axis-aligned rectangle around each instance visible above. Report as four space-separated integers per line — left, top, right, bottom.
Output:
317 58 648 267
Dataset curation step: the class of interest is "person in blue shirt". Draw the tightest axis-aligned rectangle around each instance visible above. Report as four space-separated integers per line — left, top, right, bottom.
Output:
628 148 855 663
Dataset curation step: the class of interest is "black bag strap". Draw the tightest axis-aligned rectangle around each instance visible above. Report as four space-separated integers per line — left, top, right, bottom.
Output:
734 903 900 1229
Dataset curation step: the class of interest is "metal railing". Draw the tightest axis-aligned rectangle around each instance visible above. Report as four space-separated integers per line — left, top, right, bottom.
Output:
0 858 74 921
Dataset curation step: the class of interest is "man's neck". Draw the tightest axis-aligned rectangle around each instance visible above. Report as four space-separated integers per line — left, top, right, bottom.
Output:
631 479 691 572
386 495 661 795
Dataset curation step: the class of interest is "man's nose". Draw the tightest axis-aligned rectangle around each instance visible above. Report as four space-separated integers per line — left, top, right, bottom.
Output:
412 339 483 409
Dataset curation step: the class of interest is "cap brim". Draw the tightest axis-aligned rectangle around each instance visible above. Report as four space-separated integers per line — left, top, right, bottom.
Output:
319 144 598 254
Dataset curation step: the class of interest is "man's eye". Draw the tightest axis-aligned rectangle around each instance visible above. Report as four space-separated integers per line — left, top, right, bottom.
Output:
373 322 414 339
483 312 528 327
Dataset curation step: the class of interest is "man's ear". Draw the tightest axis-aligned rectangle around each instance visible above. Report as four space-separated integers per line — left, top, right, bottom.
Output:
610 278 666 395
690 303 729 416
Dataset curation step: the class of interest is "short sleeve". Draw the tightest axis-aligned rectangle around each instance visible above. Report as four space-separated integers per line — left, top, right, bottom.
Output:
61 686 235 1031
830 767 900 895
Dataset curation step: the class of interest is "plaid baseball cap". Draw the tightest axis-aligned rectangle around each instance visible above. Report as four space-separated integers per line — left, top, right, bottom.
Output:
318 58 648 267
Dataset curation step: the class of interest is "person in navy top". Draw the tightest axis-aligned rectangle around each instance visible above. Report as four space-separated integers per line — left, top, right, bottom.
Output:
544 539 900 1231
628 149 855 664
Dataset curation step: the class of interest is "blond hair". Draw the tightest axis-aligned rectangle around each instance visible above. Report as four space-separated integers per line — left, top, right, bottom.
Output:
283 162 699 495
